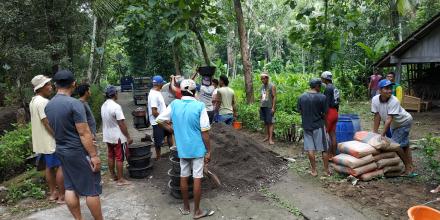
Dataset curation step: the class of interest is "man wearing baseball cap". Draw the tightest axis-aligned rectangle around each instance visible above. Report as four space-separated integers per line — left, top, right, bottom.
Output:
30 75 65 203
297 78 331 177
372 79 415 176
148 75 173 160
157 79 215 219
45 70 103 220
101 85 133 185
320 71 340 159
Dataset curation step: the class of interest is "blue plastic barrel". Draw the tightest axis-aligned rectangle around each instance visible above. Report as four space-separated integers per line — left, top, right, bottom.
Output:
343 114 361 132
336 115 355 144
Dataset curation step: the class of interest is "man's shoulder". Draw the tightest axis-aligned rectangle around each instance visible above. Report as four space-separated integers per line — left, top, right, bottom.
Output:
388 96 400 105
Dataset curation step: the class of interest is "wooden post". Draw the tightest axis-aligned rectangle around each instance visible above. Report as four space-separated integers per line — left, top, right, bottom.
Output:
396 61 402 83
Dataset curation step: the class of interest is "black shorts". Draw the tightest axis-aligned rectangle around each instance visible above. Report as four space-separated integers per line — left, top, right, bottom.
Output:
260 107 275 125
56 150 102 197
152 125 172 149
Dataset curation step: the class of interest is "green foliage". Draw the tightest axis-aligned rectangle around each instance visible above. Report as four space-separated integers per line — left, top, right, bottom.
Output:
0 124 32 177
260 187 303 217
419 135 440 180
6 179 45 203
232 72 308 142
88 85 106 129
355 36 392 62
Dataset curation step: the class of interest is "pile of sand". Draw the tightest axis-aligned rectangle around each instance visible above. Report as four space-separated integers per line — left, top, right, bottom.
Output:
208 123 287 192
147 123 287 194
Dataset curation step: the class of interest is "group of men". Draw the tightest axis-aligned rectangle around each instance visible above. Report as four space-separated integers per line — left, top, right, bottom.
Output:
297 70 415 177
31 70 104 220
29 69 242 219
297 71 340 176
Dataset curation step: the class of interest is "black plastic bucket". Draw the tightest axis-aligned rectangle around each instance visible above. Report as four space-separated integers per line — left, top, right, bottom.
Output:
168 180 193 199
168 169 193 187
170 146 178 158
127 153 152 168
169 156 181 174
128 143 152 157
127 164 153 179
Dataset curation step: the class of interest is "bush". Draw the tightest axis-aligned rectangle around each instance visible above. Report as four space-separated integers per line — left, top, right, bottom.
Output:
6 178 45 203
88 84 106 129
0 124 32 181
419 135 440 180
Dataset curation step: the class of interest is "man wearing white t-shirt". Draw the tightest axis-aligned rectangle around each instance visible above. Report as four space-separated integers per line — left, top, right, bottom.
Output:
101 85 133 186
148 75 173 160
372 79 414 176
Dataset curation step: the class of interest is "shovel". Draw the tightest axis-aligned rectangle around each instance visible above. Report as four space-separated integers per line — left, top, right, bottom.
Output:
422 197 440 205
204 164 221 187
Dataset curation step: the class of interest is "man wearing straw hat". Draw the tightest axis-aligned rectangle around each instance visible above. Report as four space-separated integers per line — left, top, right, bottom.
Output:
30 75 65 204
259 72 277 145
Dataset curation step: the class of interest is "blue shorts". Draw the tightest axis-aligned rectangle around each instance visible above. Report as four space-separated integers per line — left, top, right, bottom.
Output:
218 114 234 125
391 123 411 147
44 154 61 168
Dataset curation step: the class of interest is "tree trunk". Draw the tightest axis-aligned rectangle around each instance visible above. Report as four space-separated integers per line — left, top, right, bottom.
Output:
193 28 210 66
93 19 110 84
44 0 60 75
87 15 98 82
227 30 235 76
390 1 400 42
172 42 182 75
234 0 254 104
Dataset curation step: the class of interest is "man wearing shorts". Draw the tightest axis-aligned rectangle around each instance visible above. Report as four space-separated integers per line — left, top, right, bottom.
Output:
321 71 340 158
148 75 173 160
30 75 64 203
101 85 133 185
259 72 277 145
297 78 330 176
216 75 237 125
157 79 215 219
45 70 103 220
372 79 414 175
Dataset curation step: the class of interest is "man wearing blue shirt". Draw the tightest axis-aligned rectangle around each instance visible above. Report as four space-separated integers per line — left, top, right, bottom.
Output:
157 79 214 219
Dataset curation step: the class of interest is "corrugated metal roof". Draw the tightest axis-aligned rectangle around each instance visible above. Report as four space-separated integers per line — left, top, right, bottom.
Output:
374 12 440 67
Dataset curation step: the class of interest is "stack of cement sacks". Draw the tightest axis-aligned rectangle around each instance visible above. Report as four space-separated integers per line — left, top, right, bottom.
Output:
331 131 404 181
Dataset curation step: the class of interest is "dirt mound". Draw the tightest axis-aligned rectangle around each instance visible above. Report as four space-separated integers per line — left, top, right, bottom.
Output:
208 123 287 192
147 124 287 195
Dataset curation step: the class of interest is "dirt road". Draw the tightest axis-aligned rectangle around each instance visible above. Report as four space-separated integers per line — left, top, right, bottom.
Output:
24 91 380 220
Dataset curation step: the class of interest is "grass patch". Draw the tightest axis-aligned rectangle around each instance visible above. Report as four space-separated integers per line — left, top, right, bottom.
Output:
260 187 303 217
2 169 46 204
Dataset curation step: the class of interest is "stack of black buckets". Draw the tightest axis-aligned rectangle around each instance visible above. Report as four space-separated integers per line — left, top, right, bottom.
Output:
168 146 194 199
127 143 153 179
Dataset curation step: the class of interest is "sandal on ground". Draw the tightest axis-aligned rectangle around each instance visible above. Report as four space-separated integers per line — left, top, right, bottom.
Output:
116 180 132 186
308 171 318 177
193 209 215 219
179 208 190 215
48 195 58 202
401 172 418 178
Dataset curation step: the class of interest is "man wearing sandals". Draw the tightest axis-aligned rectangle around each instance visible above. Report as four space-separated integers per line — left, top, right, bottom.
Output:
157 79 215 219
372 79 415 176
297 78 331 177
45 70 103 219
30 75 65 203
101 85 133 185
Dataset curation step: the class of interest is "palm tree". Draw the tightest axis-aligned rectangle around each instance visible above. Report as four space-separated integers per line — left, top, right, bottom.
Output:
390 0 416 42
86 0 122 83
